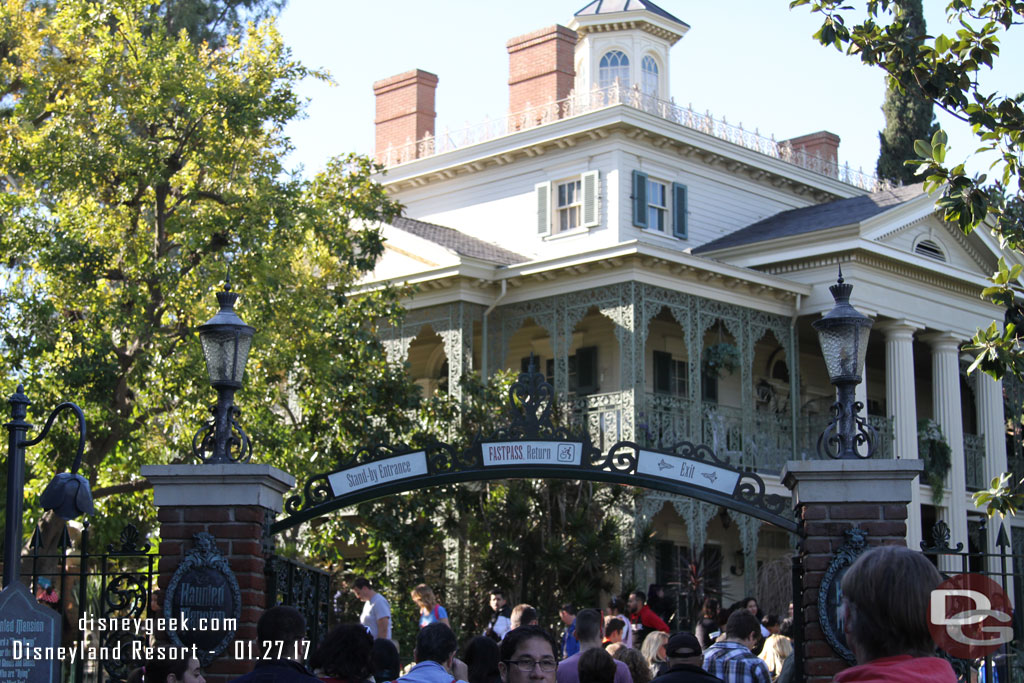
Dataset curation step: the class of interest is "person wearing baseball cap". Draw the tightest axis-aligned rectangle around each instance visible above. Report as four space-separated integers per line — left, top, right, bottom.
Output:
650 633 722 683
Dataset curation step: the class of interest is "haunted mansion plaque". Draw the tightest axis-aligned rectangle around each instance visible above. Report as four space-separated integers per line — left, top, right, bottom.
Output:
165 532 240 667
0 582 62 682
818 527 869 665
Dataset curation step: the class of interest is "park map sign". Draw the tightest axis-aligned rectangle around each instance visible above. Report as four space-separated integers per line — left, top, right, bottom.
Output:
273 367 794 535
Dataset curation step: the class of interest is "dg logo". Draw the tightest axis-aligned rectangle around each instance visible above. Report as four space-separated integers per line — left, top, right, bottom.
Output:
928 573 1014 659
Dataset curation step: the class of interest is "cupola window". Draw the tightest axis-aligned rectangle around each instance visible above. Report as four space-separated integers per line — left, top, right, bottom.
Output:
641 55 659 99
599 50 630 90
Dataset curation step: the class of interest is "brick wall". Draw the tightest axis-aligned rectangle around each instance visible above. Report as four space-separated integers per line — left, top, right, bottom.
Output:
782 130 841 171
373 69 438 160
797 502 908 682
156 506 270 682
507 25 576 122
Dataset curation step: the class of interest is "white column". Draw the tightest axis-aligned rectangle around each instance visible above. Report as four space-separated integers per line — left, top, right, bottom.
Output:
855 359 869 417
924 332 969 564
877 320 922 550
975 371 1009 577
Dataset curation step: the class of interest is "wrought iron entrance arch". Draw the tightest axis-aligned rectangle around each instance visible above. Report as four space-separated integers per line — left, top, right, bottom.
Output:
272 366 797 535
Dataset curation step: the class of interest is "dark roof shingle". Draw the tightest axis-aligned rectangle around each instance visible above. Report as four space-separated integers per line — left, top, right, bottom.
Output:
389 216 527 266
575 0 689 29
693 184 926 254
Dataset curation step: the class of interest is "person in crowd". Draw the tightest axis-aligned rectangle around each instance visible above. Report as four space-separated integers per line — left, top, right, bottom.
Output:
399 623 468 683
649 632 721 683
127 649 205 683
579 647 618 683
606 643 627 659
371 638 402 683
558 609 632 683
354 577 393 640
603 619 626 648
230 605 321 682
694 599 720 650
612 643 654 683
309 623 375 683
756 616 790 680
640 631 669 678
464 636 503 683
627 591 669 649
412 584 450 628
701 611 771 683
731 599 769 640
485 588 513 641
511 604 539 630
833 545 956 683
646 585 671 625
560 604 581 658
498 626 560 683
606 597 633 649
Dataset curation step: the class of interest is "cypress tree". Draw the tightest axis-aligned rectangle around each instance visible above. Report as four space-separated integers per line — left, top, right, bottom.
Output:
876 0 936 185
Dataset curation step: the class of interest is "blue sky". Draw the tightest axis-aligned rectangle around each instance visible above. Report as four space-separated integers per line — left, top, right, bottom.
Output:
276 1 1023 182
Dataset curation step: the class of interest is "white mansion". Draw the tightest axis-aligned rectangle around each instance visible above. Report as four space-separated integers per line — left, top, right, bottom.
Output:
362 0 1022 612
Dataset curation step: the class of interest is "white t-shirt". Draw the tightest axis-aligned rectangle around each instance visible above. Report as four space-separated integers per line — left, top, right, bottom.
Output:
361 592 393 639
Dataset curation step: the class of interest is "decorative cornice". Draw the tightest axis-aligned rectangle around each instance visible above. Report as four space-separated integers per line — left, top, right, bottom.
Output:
574 19 683 44
873 212 995 274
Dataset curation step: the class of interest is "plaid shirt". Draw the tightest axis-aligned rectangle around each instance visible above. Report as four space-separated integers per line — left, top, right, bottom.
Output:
702 641 771 683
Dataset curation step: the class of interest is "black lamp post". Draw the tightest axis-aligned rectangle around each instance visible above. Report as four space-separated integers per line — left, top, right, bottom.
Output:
4 386 91 588
191 285 255 464
813 268 877 459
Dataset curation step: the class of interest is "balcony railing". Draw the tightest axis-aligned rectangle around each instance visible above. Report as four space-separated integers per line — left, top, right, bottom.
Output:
563 391 897 475
377 83 883 192
964 432 986 491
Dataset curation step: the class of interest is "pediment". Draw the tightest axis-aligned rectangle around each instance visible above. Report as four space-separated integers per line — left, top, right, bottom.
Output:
871 214 998 277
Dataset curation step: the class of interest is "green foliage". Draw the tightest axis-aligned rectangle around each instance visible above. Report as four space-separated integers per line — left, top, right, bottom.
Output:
875 0 939 184
702 342 741 378
790 0 1024 516
918 418 952 503
0 0 416 548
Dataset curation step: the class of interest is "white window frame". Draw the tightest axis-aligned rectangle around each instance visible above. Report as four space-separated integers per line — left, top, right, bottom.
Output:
536 171 600 236
556 178 582 234
647 179 667 232
641 55 659 99
599 50 630 90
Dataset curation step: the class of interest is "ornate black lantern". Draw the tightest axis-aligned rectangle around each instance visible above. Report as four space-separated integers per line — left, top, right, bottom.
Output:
813 268 876 459
192 286 254 464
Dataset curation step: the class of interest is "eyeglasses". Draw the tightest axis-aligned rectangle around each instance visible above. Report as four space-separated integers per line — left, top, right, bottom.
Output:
506 658 558 673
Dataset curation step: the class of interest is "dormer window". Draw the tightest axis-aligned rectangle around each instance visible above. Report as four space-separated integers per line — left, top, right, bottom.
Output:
599 50 630 89
642 56 659 98
914 237 946 262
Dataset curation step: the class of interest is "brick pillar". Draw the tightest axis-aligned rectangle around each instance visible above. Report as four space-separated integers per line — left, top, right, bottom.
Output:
373 69 439 162
142 464 295 683
781 460 923 683
507 25 576 122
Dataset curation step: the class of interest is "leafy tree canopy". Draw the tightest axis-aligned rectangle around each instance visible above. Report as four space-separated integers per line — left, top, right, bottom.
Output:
0 0 417 546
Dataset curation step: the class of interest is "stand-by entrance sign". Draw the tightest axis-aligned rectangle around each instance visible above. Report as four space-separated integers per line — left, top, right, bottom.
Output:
272 367 794 535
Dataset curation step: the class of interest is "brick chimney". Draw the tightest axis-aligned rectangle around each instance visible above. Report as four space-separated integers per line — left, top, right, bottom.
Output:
781 131 841 177
373 69 438 161
507 25 577 117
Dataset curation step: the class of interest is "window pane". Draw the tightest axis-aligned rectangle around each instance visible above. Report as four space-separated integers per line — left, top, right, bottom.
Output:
642 56 658 97
599 50 630 90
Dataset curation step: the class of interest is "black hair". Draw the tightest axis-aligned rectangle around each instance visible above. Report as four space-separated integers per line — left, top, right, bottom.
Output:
499 626 558 662
761 614 781 629
489 587 505 599
257 605 307 644
416 622 458 664
560 603 577 616
779 618 794 639
605 618 625 637
464 636 502 683
309 623 373 679
578 647 616 683
371 637 401 683
631 590 647 604
353 577 373 590
725 611 760 640
125 645 191 683
574 608 603 642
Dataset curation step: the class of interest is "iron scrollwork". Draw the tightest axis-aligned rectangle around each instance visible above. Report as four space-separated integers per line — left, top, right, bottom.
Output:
818 527 869 665
817 399 877 460
191 402 252 464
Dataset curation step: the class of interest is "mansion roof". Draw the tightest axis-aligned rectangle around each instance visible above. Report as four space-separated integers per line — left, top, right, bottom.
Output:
574 0 689 29
693 183 926 254
390 216 527 265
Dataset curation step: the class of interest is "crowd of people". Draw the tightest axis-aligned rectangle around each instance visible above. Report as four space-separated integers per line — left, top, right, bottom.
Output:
128 547 959 683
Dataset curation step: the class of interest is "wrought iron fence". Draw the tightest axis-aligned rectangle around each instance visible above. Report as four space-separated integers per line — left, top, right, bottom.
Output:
265 554 332 648
921 520 1024 682
11 520 159 683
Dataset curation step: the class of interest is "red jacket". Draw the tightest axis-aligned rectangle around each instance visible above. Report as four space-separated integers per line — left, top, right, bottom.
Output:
630 604 669 632
833 655 957 683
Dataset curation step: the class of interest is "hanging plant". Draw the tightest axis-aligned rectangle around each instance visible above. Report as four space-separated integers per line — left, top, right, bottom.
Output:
918 419 952 504
702 342 741 378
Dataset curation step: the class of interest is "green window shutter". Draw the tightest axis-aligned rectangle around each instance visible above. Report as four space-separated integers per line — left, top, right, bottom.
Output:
653 351 671 394
536 181 551 235
581 170 599 228
632 170 648 228
672 182 688 239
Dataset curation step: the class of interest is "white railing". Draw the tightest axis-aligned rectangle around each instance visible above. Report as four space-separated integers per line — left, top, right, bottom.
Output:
377 82 883 192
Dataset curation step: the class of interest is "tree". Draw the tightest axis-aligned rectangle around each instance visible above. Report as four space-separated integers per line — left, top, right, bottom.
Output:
791 0 1024 513
0 0 419 549
875 0 938 184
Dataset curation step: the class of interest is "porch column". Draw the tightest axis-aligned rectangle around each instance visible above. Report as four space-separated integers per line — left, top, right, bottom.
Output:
877 320 922 549
975 370 1009 571
855 358 868 418
924 332 969 564
726 510 762 598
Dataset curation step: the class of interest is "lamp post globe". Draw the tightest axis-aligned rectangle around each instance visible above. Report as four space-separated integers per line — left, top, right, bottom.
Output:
813 268 876 459
193 286 254 464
